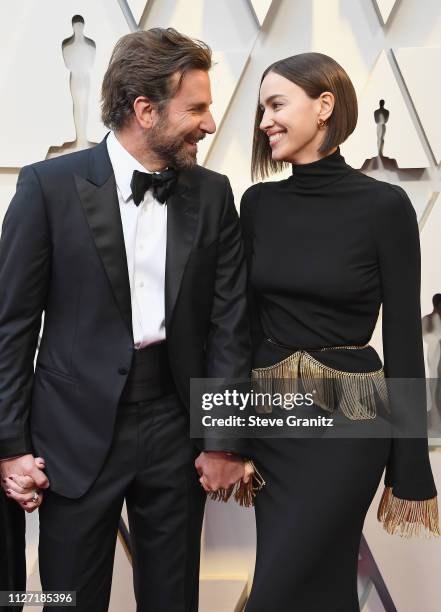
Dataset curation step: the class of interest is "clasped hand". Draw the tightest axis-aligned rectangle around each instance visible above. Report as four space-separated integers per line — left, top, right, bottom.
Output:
0 454 50 513
194 451 250 493
1 451 250 511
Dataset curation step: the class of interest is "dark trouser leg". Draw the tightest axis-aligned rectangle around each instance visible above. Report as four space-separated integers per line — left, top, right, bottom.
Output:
38 406 138 612
0 496 26 612
125 393 206 612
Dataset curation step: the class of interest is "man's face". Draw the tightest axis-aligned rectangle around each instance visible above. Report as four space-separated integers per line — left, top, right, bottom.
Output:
146 69 216 169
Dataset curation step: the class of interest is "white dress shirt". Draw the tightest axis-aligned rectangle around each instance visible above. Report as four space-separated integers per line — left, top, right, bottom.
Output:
106 131 167 348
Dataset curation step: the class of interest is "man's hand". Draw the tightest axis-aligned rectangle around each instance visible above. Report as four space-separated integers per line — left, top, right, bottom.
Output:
195 451 246 492
0 455 50 513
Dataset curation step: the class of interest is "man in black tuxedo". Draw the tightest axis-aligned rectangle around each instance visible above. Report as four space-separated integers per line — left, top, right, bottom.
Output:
0 28 250 611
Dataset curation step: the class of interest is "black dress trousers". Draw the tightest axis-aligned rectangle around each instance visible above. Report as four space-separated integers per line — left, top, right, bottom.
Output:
38 362 206 612
0 496 26 612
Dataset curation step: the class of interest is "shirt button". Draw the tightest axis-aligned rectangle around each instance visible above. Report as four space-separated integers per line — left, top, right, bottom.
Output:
118 367 129 375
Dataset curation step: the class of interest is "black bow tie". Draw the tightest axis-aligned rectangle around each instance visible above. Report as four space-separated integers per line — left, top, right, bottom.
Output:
130 168 178 205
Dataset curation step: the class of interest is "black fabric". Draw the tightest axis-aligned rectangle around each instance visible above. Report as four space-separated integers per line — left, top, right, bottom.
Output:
245 435 390 612
240 147 436 502
119 342 175 403
0 134 251 498
130 168 178 205
38 392 205 612
0 496 25 612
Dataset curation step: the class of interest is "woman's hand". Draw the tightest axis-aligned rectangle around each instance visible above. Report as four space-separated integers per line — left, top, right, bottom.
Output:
195 451 245 492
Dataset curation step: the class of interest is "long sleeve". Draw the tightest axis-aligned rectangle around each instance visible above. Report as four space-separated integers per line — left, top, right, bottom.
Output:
0 165 50 459
205 176 251 380
373 184 439 536
201 176 251 453
240 184 264 355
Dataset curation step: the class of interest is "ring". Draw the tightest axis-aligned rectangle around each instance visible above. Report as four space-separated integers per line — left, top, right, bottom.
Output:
31 490 38 503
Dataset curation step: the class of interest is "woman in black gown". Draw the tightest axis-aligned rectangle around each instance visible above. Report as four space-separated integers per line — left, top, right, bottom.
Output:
240 53 439 611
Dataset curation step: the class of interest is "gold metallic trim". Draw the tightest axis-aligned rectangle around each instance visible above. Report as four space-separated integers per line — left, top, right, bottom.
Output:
251 345 388 420
377 486 440 537
207 460 266 508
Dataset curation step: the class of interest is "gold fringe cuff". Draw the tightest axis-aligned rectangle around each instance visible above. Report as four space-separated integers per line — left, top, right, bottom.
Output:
377 486 441 537
207 460 266 508
251 348 388 419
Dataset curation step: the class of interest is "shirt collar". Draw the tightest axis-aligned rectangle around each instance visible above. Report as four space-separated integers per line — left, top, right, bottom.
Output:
106 130 152 203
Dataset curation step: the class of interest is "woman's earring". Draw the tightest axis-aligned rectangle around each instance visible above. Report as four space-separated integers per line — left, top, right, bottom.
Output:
317 118 327 129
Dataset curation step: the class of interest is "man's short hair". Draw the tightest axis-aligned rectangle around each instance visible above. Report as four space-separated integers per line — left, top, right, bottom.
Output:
101 28 212 131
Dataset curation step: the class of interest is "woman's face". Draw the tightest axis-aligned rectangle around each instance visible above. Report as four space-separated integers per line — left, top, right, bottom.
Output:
259 71 334 164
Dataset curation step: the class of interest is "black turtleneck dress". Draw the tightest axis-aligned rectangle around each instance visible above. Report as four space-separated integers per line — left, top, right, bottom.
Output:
240 148 437 612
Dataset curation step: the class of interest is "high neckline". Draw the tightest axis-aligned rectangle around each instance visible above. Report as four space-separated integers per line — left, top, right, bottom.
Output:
289 146 352 189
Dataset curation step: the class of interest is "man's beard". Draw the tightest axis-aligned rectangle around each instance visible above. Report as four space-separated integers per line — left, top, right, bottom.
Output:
146 113 205 170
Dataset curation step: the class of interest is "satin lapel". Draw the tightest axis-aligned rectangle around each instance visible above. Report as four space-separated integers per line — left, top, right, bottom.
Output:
165 170 199 329
75 139 133 336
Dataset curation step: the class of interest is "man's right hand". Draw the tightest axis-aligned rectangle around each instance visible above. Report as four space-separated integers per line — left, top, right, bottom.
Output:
0 455 50 513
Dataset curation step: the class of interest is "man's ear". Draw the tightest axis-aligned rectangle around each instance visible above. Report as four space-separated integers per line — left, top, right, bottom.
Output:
133 96 155 129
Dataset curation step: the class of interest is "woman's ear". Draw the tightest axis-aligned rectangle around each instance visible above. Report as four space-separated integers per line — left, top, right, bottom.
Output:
318 91 335 123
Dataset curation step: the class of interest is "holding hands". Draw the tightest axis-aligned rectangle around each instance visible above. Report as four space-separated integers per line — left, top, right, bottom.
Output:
195 451 264 507
1 455 50 513
195 451 249 493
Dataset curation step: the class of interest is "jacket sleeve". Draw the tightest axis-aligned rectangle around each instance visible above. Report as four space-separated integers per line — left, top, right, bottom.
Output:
200 176 251 453
0 165 50 459
374 184 439 536
240 183 264 357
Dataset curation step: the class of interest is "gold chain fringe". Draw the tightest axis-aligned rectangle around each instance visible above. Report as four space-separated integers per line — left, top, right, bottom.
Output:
251 346 388 419
207 460 266 508
377 486 440 537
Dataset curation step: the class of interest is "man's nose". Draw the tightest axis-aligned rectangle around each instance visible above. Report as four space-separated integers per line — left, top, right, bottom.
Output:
201 111 216 135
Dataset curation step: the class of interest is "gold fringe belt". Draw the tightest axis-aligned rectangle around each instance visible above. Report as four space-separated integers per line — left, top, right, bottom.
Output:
251 341 389 419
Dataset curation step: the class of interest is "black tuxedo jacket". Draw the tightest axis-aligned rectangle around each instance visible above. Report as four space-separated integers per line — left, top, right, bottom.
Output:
0 137 250 498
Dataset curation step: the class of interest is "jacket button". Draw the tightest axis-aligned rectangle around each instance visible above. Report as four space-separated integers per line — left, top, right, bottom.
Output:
118 367 129 375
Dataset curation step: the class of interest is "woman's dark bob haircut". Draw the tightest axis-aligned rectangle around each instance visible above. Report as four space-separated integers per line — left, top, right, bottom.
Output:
251 52 358 181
